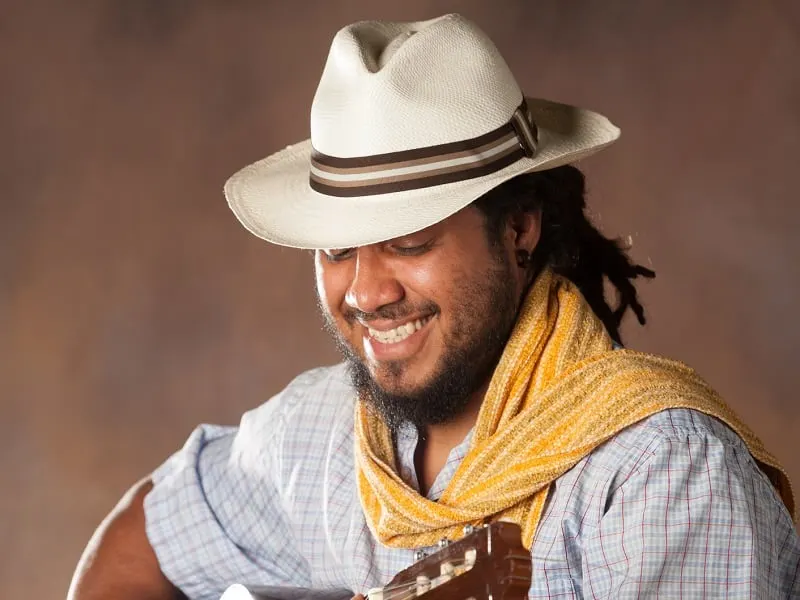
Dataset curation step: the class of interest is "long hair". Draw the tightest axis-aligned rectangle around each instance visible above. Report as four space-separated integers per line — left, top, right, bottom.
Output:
474 166 655 344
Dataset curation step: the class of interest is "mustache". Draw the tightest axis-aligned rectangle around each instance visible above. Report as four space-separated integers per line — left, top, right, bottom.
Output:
342 300 439 324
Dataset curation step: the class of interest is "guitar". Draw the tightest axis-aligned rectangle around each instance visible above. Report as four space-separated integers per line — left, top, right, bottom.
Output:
220 522 531 600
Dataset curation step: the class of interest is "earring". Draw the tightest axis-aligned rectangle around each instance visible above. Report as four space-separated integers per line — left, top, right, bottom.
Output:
515 249 530 268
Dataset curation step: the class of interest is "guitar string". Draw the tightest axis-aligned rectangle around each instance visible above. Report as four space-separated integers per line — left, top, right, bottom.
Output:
377 558 471 594
374 558 471 600
377 568 471 600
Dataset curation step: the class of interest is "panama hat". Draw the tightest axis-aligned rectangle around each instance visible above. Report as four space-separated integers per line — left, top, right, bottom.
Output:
224 13 620 250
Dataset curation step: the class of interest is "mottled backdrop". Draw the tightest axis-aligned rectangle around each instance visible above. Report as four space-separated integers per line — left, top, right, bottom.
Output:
1 1 798 598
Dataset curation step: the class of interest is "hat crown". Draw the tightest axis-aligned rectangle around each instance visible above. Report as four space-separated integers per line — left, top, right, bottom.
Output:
310 14 523 158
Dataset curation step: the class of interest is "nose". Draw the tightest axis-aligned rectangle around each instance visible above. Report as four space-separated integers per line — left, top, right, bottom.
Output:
344 247 404 315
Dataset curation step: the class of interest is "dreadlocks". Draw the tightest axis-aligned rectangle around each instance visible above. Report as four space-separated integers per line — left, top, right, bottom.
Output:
474 165 655 344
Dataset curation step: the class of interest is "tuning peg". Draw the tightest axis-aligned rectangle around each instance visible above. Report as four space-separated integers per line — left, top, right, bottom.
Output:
462 524 475 536
413 549 427 561
438 537 451 548
464 548 477 568
415 575 431 595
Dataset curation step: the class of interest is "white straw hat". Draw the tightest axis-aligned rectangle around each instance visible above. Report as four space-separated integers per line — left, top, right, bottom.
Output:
224 13 620 250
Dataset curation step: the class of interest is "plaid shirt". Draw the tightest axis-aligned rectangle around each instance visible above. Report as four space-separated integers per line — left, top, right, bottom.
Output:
144 363 799 599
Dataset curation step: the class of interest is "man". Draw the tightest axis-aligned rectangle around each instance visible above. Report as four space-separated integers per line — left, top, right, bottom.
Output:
70 14 798 600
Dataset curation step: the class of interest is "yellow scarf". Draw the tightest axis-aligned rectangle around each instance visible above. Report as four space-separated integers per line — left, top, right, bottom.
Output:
354 268 795 550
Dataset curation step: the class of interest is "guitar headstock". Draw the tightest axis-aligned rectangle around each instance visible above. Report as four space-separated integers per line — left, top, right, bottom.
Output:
370 522 530 600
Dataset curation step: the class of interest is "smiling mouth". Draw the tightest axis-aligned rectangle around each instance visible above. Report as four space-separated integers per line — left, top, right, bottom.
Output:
367 315 434 344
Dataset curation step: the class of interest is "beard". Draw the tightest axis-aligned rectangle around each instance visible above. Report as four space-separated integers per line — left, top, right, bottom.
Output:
317 250 520 433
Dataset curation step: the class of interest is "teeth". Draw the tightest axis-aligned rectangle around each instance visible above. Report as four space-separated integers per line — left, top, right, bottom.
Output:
368 316 432 344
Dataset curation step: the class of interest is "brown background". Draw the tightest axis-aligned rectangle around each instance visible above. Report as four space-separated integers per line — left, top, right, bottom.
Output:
2 1 799 598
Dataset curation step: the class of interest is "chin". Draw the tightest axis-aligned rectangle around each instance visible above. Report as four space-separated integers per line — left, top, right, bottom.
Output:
372 363 438 395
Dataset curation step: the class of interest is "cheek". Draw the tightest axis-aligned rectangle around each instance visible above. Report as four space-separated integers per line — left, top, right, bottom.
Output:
402 261 441 289
398 259 465 329
395 256 461 308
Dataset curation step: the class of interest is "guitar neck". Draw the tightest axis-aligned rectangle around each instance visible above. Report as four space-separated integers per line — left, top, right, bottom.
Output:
220 523 530 600
220 584 353 600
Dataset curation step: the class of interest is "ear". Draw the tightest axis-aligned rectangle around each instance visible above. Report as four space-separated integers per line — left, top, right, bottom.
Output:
507 208 541 256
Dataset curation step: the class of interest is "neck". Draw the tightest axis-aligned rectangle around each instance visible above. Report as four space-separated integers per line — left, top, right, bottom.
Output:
414 381 489 495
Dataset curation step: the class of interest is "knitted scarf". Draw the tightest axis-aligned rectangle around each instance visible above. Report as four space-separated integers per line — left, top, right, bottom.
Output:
354 268 795 550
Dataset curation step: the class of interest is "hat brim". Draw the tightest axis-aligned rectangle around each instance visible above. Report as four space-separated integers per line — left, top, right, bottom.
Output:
224 98 620 250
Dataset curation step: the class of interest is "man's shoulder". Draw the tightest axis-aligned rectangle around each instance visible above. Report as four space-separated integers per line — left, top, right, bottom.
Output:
276 361 354 407
239 362 355 436
546 408 767 530
619 407 747 448
559 408 753 502
588 408 749 477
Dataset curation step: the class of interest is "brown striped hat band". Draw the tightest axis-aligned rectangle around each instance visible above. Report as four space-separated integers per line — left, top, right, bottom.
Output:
309 102 538 197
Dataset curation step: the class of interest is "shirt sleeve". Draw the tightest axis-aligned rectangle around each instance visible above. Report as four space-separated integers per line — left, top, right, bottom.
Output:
579 427 800 598
143 400 310 599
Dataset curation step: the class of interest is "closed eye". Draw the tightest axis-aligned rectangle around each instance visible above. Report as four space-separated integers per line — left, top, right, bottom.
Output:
391 240 434 256
322 248 355 262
